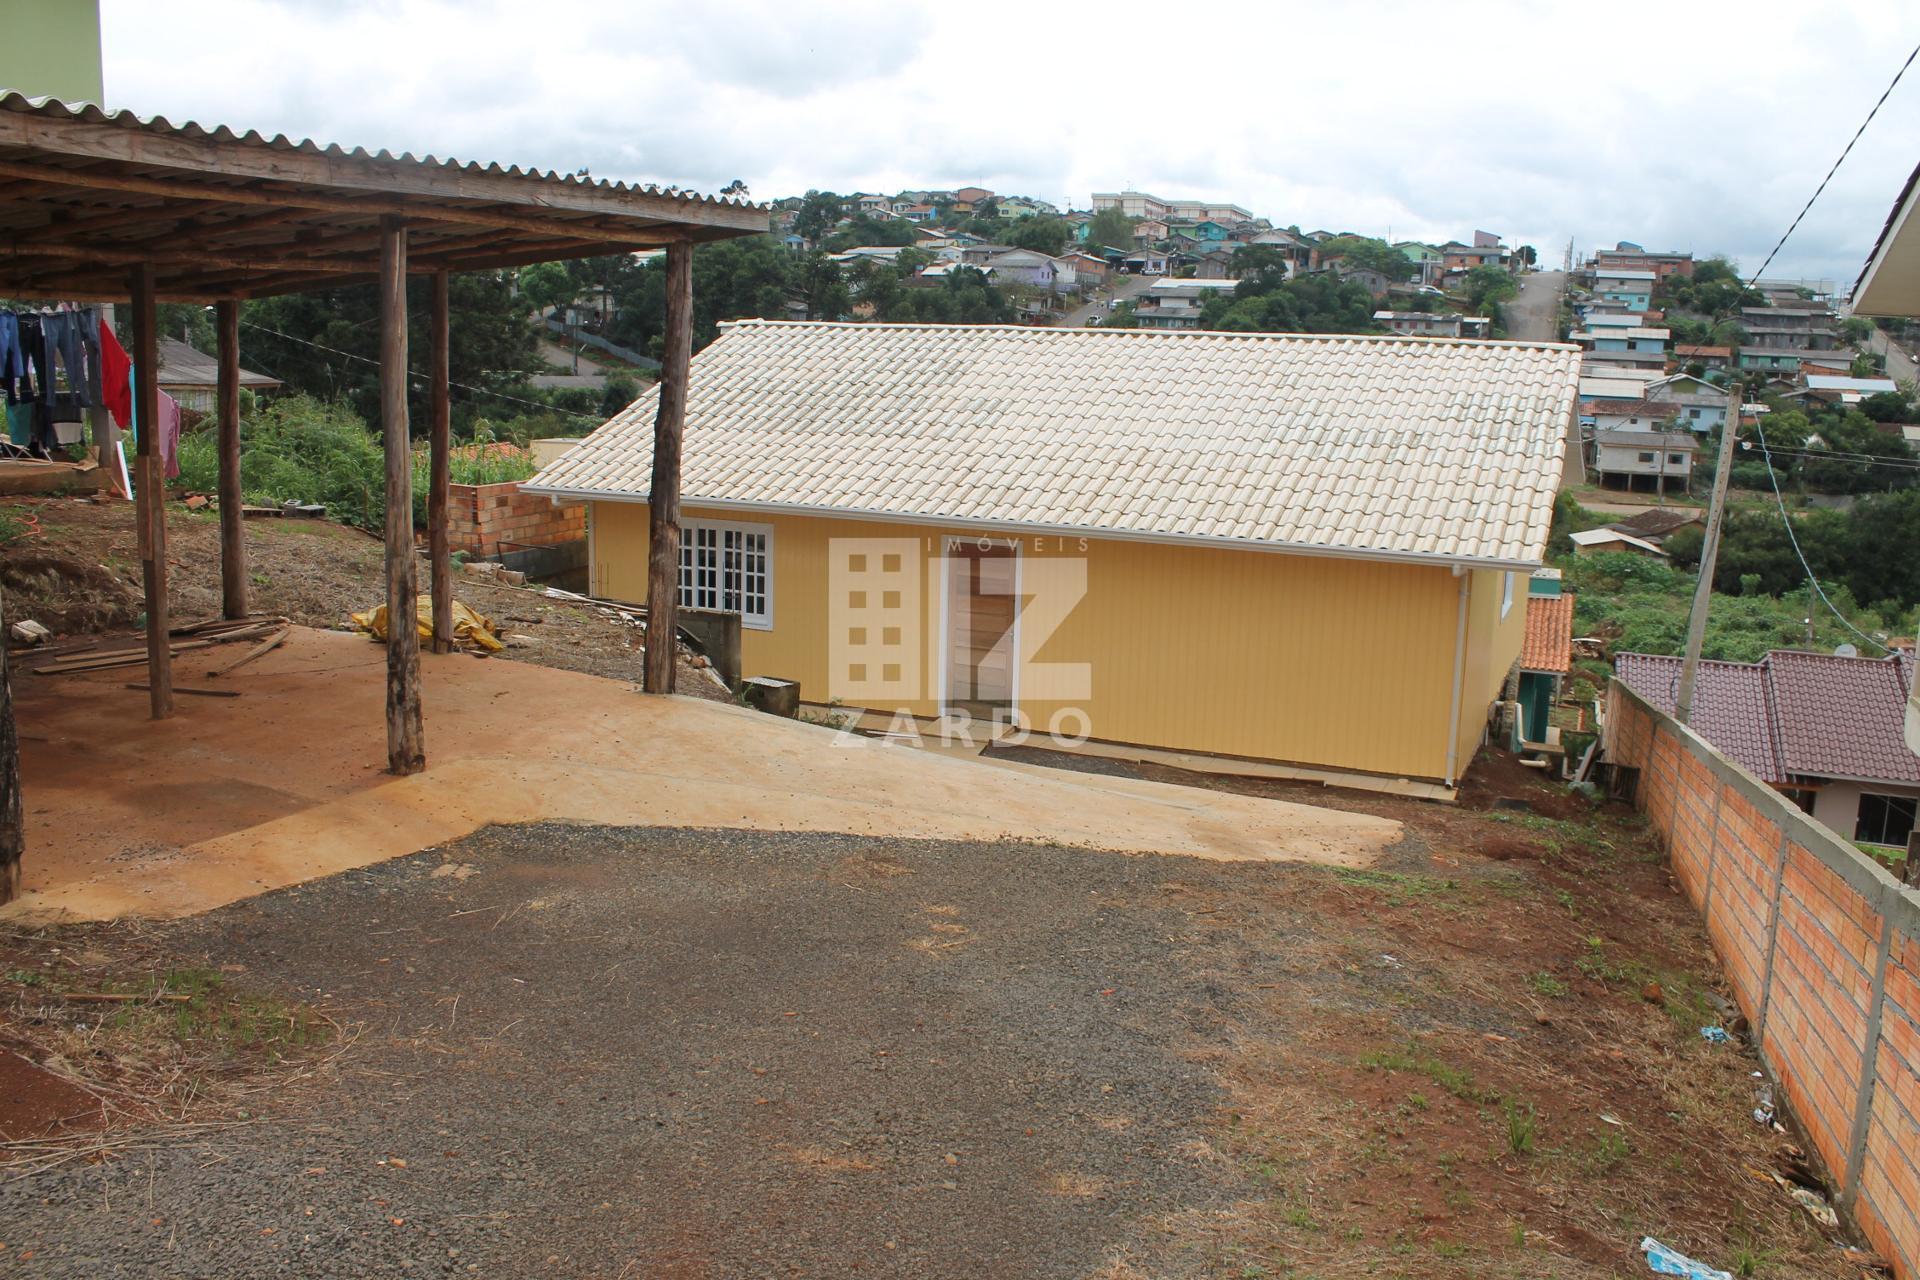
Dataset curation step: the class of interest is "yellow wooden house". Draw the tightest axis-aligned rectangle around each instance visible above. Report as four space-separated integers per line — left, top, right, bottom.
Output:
525 321 1580 792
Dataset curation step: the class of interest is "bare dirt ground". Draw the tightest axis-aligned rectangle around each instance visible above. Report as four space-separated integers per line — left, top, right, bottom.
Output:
0 493 725 695
0 767 1859 1279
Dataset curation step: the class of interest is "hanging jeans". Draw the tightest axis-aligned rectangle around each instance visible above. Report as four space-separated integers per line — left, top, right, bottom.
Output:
39 311 90 407
0 312 24 402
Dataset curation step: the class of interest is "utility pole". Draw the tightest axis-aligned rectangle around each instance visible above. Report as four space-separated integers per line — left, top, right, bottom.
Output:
1676 380 1748 722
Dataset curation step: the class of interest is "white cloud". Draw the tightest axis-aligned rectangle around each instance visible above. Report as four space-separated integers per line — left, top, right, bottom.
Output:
100 0 1920 285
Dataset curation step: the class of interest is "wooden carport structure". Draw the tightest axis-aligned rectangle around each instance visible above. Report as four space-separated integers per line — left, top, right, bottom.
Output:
0 93 764 899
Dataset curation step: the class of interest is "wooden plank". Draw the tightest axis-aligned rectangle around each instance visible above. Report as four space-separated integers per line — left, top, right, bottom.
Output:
428 270 453 655
643 238 693 695
216 300 247 619
131 262 172 720
32 637 223 675
0 117 770 234
0 583 21 905
125 683 240 698
380 217 424 775
206 626 289 678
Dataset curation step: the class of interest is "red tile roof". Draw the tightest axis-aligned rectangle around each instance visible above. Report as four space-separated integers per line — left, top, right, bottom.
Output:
1522 594 1576 674
1614 649 1918 785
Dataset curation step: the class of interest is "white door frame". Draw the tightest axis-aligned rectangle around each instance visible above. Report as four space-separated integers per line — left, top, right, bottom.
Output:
936 534 1023 722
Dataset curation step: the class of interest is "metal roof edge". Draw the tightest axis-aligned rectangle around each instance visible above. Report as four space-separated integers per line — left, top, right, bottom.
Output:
519 485 1547 571
0 90 768 213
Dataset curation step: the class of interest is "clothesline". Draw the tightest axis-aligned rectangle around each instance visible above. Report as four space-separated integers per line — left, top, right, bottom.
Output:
0 305 177 480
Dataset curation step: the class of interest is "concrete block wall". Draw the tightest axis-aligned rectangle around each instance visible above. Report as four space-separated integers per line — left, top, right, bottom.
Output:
447 482 585 559
1607 681 1920 1278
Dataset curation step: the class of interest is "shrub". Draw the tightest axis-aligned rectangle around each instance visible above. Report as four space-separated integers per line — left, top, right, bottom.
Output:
176 395 386 531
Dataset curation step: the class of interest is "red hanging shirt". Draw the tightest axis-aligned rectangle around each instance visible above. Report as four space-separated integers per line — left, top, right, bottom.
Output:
97 316 132 428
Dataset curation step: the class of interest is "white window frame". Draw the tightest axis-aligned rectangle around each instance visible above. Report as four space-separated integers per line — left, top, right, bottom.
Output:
1501 570 1517 619
677 518 774 630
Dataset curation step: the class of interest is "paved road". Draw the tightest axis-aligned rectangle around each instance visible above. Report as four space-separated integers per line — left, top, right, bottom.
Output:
1863 325 1918 384
1505 270 1565 343
1506 271 1579 486
1061 273 1155 328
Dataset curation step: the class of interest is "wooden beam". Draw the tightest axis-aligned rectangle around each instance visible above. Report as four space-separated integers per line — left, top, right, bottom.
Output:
0 154 755 247
216 300 247 620
9 198 210 244
380 217 424 775
0 584 21 906
130 262 173 720
428 270 454 655
643 238 693 695
0 116 770 234
0 239 365 275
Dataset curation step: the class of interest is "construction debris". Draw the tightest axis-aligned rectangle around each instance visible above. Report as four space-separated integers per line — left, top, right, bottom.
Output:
29 616 291 677
349 599 504 653
9 619 52 646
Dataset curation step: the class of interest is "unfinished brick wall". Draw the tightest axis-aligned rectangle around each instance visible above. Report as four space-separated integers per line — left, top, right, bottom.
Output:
446 482 584 559
1608 682 1920 1278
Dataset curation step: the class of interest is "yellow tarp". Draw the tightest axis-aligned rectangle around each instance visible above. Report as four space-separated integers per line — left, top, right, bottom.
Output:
350 599 504 653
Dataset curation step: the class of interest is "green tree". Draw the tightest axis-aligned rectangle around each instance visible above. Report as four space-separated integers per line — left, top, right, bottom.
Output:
1085 207 1135 252
1859 389 1914 422
793 190 845 246
518 261 577 317
1461 264 1518 315
241 271 541 432
1317 236 1412 282
1007 216 1070 257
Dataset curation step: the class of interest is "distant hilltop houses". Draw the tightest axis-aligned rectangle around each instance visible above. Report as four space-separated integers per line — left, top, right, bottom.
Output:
758 186 1528 331
1567 240 1883 505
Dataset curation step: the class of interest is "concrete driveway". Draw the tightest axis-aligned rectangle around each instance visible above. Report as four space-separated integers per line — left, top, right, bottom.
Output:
5 628 1399 921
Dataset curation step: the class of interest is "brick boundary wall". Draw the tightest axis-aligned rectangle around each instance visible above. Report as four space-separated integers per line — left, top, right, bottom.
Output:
446 481 585 560
1606 680 1920 1277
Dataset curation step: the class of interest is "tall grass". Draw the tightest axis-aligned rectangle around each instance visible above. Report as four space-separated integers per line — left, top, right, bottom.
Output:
176 395 386 531
176 399 543 533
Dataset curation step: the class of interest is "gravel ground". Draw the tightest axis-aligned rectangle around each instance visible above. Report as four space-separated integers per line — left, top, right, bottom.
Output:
0 826 1303 1279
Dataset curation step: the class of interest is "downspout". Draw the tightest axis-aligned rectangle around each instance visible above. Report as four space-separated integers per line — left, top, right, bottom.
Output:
1443 566 1471 789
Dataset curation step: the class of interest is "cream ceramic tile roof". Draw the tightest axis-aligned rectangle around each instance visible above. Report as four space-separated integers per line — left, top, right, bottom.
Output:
526 321 1582 567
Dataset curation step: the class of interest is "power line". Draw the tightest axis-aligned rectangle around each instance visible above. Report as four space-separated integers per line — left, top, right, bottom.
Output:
1750 410 1891 653
1746 39 1920 284
238 319 606 423
1722 39 1920 649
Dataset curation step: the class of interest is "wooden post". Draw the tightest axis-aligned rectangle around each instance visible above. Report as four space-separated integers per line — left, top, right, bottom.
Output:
216 300 247 619
130 263 172 720
643 238 693 695
0 585 21 905
380 218 424 774
428 270 454 654
1676 382 1746 724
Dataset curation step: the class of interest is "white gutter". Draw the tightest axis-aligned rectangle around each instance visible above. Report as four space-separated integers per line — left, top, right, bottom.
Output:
1443 565 1472 788
519 486 1552 574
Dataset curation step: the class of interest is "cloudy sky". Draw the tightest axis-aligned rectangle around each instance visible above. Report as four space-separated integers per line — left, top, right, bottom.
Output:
103 0 1918 287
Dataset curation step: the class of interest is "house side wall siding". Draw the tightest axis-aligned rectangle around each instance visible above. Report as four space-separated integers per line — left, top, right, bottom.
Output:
1455 569 1528 772
590 502 1470 780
